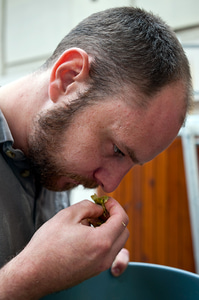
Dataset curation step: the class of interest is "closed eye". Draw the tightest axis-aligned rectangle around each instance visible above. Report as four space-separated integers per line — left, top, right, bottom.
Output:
113 145 125 157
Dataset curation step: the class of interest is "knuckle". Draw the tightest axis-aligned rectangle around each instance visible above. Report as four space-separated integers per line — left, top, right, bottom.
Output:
100 238 112 254
79 199 93 207
95 237 112 258
93 238 112 257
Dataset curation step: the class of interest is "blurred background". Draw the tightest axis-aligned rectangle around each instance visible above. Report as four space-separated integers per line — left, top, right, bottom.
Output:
0 0 199 274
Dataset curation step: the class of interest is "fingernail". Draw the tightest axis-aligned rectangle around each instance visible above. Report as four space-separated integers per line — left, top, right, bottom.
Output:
111 267 120 277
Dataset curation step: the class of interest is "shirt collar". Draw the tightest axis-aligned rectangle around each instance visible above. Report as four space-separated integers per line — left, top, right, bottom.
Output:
0 110 14 144
0 110 25 160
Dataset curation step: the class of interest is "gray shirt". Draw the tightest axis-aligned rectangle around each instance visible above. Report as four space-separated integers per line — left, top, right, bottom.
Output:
0 110 70 267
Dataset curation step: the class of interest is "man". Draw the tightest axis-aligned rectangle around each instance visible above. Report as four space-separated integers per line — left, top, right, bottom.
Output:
0 6 192 299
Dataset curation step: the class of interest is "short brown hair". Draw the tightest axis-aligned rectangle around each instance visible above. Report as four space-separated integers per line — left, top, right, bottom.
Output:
43 7 192 110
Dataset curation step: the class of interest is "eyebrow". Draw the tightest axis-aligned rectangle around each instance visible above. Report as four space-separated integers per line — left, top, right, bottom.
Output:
124 145 140 164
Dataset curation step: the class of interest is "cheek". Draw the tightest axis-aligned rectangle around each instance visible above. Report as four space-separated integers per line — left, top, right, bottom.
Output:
61 144 101 173
60 123 103 172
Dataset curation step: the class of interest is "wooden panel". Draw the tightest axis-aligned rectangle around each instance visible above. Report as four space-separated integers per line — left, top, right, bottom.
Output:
98 137 195 273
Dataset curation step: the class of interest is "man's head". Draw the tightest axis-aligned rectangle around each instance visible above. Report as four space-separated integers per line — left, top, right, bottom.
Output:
43 6 192 110
27 7 193 192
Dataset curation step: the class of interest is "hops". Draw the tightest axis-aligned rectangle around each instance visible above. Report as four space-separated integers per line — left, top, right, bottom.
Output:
89 194 109 227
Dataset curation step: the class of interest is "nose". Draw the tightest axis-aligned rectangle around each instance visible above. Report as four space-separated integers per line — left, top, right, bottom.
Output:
94 164 132 193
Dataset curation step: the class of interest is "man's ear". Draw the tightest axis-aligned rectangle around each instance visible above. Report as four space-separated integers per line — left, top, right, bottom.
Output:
49 48 90 102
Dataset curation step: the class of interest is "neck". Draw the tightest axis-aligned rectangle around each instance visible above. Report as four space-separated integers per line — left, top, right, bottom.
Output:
0 71 50 153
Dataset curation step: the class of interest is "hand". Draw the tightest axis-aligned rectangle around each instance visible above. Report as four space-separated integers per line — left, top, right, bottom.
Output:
0 198 129 299
111 248 130 276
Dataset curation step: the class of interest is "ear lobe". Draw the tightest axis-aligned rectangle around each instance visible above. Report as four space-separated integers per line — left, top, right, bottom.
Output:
49 48 90 103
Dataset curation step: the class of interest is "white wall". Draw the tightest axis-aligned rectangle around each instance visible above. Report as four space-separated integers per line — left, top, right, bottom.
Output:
136 0 199 29
1 0 199 87
0 0 134 84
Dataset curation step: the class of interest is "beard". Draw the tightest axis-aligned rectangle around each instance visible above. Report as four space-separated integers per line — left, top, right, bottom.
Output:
27 103 98 192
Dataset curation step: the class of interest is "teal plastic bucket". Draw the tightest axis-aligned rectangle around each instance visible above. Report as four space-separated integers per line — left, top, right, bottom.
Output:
41 262 199 300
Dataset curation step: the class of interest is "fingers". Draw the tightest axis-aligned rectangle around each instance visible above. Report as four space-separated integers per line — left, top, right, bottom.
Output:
26 197 129 287
90 197 129 270
97 197 129 241
104 223 129 270
111 248 130 277
65 200 104 224
80 197 129 251
58 197 129 272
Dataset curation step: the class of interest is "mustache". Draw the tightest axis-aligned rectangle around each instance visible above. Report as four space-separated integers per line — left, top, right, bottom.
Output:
40 171 99 192
62 173 99 190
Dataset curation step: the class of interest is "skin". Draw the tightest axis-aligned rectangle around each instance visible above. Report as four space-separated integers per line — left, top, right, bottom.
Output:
46 82 185 193
0 48 187 298
0 199 129 299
